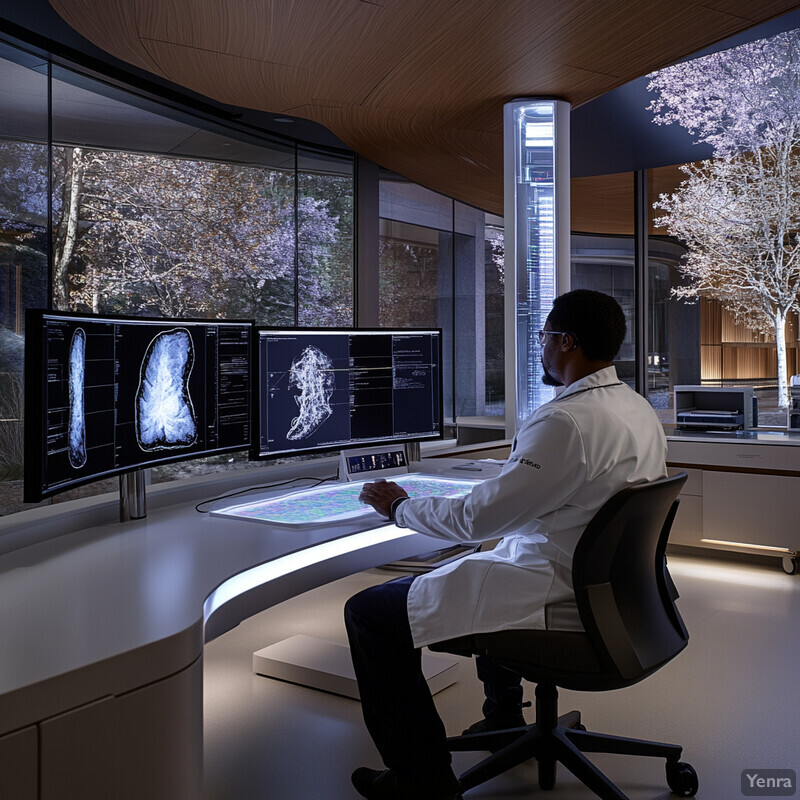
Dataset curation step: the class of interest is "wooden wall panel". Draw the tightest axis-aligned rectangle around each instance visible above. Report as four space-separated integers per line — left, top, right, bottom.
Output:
701 345 722 381
571 164 701 236
700 299 721 346
701 300 800 381
571 173 634 235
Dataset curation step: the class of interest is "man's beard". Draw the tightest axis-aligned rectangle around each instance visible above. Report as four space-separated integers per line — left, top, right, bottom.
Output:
541 363 563 387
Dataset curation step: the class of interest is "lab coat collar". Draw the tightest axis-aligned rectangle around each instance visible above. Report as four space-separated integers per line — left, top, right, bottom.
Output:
555 365 621 401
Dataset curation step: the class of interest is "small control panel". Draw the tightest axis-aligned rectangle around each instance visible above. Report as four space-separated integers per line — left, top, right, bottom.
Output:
339 445 409 481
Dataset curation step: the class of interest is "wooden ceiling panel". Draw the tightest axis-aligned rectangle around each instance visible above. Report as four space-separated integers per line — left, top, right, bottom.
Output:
140 39 314 110
49 0 800 213
552 1 754 81
362 0 570 110
49 0 156 72
136 0 460 106
134 0 389 66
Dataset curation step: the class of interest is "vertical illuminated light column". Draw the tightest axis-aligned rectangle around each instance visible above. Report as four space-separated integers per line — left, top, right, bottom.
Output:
503 99 570 434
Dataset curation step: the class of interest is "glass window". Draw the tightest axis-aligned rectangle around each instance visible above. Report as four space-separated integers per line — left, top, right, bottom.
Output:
378 177 505 426
297 146 354 326
643 166 697 423
570 173 637 387
50 66 300 326
483 215 505 415
0 45 48 512
454 201 488 418
645 29 800 427
645 163 800 426
50 146 299 322
379 178 454 422
0 51 355 517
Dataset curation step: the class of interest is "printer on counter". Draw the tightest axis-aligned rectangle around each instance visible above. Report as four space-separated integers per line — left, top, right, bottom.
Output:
674 385 757 431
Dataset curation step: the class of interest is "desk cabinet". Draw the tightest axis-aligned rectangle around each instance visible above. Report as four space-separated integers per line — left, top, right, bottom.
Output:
38 658 202 800
40 697 117 799
667 436 800 567
0 725 37 800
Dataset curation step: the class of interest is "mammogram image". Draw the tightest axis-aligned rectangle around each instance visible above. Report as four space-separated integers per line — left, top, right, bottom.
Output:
68 327 87 468
136 328 198 451
287 345 335 440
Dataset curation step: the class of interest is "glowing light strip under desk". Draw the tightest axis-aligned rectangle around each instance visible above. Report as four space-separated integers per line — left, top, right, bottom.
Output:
701 538 793 555
203 525 411 622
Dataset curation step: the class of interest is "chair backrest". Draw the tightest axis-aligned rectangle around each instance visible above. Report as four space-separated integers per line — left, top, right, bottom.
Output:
571 472 689 682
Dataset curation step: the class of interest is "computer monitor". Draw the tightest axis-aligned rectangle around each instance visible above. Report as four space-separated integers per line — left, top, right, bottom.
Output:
254 328 442 459
24 309 252 502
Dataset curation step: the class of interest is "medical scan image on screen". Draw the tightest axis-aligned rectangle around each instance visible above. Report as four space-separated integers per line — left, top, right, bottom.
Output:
286 344 336 440
136 327 199 451
26 312 252 501
256 329 441 457
67 327 88 469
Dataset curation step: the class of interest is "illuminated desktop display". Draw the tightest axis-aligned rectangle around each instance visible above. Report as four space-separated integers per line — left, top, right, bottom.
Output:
211 473 478 528
25 310 252 501
504 99 570 427
254 328 442 458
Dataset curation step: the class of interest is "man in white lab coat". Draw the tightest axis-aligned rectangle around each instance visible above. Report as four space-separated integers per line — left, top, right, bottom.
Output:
346 290 668 800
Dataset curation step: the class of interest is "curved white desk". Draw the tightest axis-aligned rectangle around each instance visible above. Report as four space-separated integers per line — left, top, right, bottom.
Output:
0 464 452 800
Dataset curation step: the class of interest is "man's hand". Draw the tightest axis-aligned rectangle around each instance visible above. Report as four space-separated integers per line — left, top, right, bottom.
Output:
358 479 409 518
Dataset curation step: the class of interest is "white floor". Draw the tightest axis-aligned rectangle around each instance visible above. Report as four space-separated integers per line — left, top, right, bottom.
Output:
203 553 800 800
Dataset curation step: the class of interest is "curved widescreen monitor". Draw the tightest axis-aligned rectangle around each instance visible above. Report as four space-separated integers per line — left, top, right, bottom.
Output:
24 310 252 502
255 328 442 458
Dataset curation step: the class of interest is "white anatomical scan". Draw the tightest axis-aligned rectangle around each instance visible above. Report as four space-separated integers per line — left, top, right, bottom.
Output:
136 328 198 451
287 345 335 440
67 327 87 468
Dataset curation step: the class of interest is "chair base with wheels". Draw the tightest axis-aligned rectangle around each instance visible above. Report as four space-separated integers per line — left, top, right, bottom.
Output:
446 682 697 799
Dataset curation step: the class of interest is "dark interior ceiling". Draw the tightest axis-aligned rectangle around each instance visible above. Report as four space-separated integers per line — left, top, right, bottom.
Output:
3 1 800 214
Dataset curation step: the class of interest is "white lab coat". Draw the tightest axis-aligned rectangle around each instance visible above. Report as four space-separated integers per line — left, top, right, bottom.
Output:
397 367 668 648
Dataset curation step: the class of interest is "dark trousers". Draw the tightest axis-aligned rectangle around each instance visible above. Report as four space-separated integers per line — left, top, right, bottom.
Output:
476 653 524 723
344 576 524 779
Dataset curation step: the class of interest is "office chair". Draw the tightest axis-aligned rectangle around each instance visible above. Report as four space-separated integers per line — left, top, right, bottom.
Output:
429 472 698 799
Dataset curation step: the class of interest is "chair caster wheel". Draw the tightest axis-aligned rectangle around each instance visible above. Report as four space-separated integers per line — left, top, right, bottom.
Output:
782 555 799 575
666 761 698 797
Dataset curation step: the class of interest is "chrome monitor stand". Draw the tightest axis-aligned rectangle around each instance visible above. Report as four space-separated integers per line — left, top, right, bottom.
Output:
119 469 147 521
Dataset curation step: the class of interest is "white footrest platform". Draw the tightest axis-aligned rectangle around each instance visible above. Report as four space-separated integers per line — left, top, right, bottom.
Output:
253 634 461 700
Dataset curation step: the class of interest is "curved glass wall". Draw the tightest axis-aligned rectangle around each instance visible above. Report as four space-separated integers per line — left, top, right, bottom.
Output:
0 39 355 516
0 43 48 513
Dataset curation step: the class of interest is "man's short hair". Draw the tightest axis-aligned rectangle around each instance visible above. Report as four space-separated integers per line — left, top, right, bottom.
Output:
548 289 626 362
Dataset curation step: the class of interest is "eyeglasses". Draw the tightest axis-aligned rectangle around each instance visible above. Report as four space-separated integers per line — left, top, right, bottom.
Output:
537 329 577 345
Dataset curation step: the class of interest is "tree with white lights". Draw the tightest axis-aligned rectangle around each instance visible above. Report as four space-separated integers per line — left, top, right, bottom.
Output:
648 30 800 409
